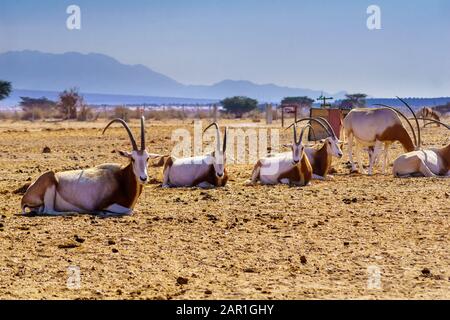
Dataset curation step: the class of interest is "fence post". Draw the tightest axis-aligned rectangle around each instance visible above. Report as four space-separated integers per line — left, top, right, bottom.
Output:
266 103 273 125
213 104 218 122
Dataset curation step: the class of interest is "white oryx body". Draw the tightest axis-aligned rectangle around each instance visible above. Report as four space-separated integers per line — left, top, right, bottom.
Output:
162 123 228 188
168 155 214 186
393 118 450 178
393 148 450 177
21 117 152 216
343 98 418 175
48 165 124 212
246 122 312 186
268 117 343 180
253 153 309 185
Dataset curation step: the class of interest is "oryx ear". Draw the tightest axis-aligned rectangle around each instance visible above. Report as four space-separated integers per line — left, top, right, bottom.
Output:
117 150 132 158
283 144 293 148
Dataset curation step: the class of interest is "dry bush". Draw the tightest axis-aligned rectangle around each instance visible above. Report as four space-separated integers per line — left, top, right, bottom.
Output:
245 109 263 122
20 108 60 121
0 111 12 120
144 108 188 120
21 108 44 121
77 106 95 121
112 106 131 121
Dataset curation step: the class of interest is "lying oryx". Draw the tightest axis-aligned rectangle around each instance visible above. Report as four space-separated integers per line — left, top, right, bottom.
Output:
288 117 343 180
21 117 153 215
393 118 450 178
245 123 313 186
161 122 228 188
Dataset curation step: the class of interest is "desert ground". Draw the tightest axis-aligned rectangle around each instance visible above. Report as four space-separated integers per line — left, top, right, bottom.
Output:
0 118 448 300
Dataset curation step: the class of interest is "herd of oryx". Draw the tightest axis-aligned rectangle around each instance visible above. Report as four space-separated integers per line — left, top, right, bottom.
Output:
21 97 449 216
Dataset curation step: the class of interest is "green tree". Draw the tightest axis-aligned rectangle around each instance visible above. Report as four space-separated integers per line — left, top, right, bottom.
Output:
281 96 314 108
0 80 12 101
20 96 56 111
340 93 367 109
221 96 258 118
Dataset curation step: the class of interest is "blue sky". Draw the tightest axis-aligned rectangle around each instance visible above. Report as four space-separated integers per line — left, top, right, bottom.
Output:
1 0 449 97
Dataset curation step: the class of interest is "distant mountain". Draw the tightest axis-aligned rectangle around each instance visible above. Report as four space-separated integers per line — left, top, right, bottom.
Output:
0 50 346 103
0 89 218 108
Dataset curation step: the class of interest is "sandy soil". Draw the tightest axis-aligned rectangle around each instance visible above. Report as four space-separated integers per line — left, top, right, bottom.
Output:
0 119 448 300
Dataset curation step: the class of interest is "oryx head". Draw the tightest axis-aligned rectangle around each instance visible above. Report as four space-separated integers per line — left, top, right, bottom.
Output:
289 117 343 159
315 117 343 158
285 123 309 165
204 122 228 178
103 116 150 185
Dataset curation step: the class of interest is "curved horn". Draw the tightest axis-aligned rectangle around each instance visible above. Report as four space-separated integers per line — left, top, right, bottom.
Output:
223 127 228 152
373 104 418 148
140 116 146 150
103 118 138 150
285 122 299 145
203 122 221 152
308 124 317 142
298 125 311 144
287 118 333 138
413 118 450 130
315 117 337 138
396 96 421 149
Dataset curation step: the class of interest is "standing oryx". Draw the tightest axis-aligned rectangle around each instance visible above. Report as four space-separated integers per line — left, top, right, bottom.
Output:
343 97 419 175
393 118 450 177
21 117 153 215
161 122 228 188
245 123 312 186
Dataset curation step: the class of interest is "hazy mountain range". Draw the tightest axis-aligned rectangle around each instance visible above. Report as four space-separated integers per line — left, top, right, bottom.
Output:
0 50 346 104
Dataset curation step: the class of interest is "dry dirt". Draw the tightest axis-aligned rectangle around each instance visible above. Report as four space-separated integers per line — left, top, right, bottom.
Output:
0 119 448 300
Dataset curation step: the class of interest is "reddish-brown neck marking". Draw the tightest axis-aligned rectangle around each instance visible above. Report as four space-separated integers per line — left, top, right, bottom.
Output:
99 162 143 210
438 144 450 172
278 152 312 186
377 124 415 152
192 165 228 187
312 143 332 177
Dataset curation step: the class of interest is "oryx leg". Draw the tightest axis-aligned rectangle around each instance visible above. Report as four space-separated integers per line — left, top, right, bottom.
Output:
41 184 60 215
21 171 58 214
245 161 262 185
197 181 215 189
101 204 133 216
162 157 173 188
312 174 326 181
162 168 171 188
346 133 358 172
355 141 367 174
381 143 391 174
368 141 383 175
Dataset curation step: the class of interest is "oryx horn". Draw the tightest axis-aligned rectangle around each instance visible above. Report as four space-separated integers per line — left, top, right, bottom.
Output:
103 118 138 151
